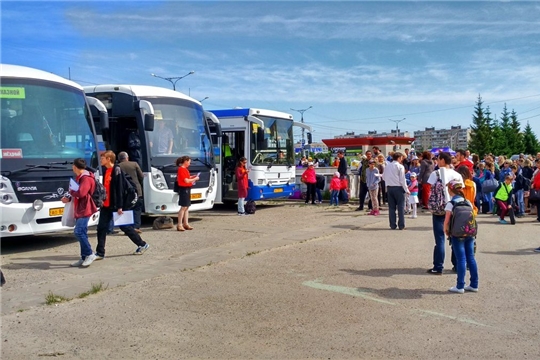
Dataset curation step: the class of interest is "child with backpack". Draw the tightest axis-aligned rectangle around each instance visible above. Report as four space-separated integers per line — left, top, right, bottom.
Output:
444 180 479 294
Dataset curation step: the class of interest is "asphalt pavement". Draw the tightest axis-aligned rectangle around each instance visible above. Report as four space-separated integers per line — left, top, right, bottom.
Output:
1 202 539 359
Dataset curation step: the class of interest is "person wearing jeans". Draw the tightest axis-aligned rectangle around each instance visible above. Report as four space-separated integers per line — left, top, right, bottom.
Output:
426 152 464 274
382 152 409 230
62 158 98 267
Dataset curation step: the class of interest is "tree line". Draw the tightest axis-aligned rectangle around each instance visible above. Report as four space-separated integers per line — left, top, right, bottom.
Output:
468 95 540 157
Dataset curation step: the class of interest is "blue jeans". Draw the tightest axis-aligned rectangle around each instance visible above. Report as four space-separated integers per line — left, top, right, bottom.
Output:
316 188 322 203
432 215 446 272
515 189 524 215
387 186 405 230
331 190 339 205
451 236 478 289
238 197 245 213
74 217 92 259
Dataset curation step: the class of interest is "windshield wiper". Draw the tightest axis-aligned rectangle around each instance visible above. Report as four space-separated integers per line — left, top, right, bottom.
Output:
191 157 212 168
3 164 70 176
154 163 177 171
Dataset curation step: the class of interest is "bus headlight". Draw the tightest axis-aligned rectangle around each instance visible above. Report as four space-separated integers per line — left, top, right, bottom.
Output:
0 177 18 205
151 168 168 190
33 199 44 211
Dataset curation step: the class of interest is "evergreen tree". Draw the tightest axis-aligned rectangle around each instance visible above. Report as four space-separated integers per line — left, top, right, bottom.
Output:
508 109 524 155
523 121 540 155
468 95 491 156
490 113 505 156
498 104 512 156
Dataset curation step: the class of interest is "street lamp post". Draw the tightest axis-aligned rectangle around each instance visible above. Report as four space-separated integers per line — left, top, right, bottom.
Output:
291 106 312 154
151 71 195 91
389 118 406 149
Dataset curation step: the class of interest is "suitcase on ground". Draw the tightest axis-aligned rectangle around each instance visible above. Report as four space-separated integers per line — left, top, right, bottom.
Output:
508 207 516 225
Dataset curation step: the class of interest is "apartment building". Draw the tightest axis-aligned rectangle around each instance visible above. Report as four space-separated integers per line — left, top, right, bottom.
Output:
413 126 471 151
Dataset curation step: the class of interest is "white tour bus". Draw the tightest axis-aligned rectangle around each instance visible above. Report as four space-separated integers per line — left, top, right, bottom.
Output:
207 108 311 203
0 64 107 237
83 85 217 215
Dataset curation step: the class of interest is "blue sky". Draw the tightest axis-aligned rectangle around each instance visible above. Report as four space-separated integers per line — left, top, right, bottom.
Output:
2 1 540 143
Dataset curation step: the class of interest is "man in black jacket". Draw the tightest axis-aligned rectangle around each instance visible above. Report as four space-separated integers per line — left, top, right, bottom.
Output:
95 151 149 259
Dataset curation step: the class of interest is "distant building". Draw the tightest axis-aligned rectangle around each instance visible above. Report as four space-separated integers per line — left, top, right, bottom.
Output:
413 126 471 151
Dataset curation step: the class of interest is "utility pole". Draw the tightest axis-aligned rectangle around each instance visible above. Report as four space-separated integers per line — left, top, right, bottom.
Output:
291 106 312 154
389 118 405 151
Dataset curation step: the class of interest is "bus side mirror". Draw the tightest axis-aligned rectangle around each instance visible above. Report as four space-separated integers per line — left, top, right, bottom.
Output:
100 111 109 131
144 114 154 131
257 128 264 143
307 132 313 144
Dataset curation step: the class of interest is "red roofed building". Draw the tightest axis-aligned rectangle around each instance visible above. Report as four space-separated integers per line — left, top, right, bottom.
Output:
322 132 415 156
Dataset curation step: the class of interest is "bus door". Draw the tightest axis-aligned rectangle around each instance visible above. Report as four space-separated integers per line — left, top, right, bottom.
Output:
221 130 245 200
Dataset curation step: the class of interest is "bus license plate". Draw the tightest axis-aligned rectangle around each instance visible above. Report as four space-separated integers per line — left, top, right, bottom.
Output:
191 193 202 200
49 207 64 216
273 188 283 193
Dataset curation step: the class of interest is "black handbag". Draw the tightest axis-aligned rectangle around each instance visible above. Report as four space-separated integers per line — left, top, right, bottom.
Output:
529 188 540 202
173 180 180 193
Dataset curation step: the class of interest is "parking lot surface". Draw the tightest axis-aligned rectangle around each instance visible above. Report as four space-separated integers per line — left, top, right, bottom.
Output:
2 202 539 359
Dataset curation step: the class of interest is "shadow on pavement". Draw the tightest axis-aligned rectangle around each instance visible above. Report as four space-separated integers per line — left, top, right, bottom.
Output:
341 267 436 277
356 286 449 300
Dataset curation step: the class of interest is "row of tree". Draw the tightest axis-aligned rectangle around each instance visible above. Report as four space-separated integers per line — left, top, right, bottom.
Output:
469 95 540 157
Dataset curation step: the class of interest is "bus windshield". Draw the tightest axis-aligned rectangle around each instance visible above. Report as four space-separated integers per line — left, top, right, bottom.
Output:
250 116 294 165
145 97 212 165
0 80 95 163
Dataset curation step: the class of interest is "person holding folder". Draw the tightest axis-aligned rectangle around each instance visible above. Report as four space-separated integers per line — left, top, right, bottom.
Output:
95 151 150 258
176 156 199 231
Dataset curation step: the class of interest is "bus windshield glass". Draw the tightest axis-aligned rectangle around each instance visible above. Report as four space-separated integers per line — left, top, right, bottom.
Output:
0 80 95 163
250 116 294 165
145 98 212 164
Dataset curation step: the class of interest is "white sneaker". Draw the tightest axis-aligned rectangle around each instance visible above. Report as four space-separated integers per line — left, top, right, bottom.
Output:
71 259 84 267
410 215 417 219
464 285 479 292
448 286 465 294
81 254 96 267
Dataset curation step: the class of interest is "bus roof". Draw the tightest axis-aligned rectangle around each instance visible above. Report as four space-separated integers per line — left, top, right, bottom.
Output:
209 108 294 120
0 64 83 90
83 85 200 103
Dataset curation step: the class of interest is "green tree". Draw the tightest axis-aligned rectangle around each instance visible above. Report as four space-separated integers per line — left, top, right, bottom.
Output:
498 104 512 156
468 95 491 156
490 112 506 156
508 109 524 155
522 121 540 155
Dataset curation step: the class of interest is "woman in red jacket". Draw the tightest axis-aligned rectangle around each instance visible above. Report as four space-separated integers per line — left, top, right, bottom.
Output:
236 157 250 215
62 158 97 267
301 162 317 204
176 156 199 231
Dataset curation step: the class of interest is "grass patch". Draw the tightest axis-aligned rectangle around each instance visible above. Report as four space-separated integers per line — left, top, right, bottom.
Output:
78 282 107 299
17 309 29 313
245 251 260 257
45 291 71 305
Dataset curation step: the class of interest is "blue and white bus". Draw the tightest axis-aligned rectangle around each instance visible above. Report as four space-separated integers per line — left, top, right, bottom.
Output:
208 108 310 203
84 85 217 214
0 64 106 237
